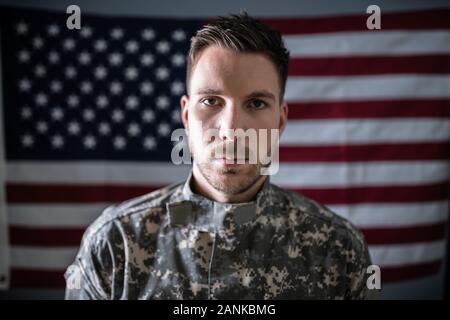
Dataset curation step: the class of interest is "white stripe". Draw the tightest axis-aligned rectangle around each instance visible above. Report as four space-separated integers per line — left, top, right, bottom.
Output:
6 161 449 187
284 31 450 57
7 201 448 229
285 75 450 101
10 240 447 270
329 201 449 227
8 204 107 227
6 160 449 187
7 161 190 184
282 119 450 145
369 240 447 267
273 161 449 187
11 246 77 269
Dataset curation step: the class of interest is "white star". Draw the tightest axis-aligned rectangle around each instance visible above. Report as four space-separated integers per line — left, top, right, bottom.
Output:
125 40 139 53
172 29 186 41
18 50 30 63
65 66 77 79
98 122 111 136
83 108 95 122
110 28 124 40
48 51 60 64
21 134 34 147
125 95 139 110
127 123 141 137
155 66 170 81
108 52 123 66
21 107 32 119
156 95 170 109
171 53 185 67
112 109 124 123
143 136 156 150
68 121 81 135
96 95 109 109
80 26 93 38
51 107 64 121
140 81 154 95
32 36 44 49
80 81 93 94
67 94 80 107
47 24 60 36
113 136 126 150
63 38 76 51
35 93 48 106
142 109 155 123
109 81 123 95
156 40 170 54
18 78 31 92
171 109 181 123
171 81 184 95
36 121 48 134
78 51 91 65
16 22 28 35
158 122 171 136
94 65 107 79
50 80 62 93
141 28 155 40
94 39 107 52
51 134 64 149
34 64 46 77
83 135 97 149
124 66 139 80
140 53 154 66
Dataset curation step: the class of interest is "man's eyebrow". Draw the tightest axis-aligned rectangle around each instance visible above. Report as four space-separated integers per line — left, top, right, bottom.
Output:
245 90 276 101
195 88 224 95
195 88 276 101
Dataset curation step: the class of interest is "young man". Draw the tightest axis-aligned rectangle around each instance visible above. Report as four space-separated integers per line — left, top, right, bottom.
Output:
65 13 375 299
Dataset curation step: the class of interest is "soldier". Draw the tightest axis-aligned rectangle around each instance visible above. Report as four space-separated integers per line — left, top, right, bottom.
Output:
65 12 377 300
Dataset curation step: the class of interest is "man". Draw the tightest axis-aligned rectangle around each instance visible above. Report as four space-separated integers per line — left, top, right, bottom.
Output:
65 13 375 299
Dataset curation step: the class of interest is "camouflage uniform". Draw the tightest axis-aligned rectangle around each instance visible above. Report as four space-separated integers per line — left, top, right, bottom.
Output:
65 172 376 299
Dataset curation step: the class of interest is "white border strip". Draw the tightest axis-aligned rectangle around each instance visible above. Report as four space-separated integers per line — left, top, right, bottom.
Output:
5 160 449 187
284 31 450 57
285 75 450 101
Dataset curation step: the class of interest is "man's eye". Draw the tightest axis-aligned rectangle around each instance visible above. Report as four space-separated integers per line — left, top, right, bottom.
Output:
201 98 219 107
249 99 267 109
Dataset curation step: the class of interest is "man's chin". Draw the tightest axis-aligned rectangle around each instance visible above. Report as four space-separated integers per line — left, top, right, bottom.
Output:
198 162 260 194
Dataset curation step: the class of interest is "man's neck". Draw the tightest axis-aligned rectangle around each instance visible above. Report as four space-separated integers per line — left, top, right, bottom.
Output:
191 165 267 203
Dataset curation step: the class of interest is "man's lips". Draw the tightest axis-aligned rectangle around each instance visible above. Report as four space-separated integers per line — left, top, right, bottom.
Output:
213 157 248 165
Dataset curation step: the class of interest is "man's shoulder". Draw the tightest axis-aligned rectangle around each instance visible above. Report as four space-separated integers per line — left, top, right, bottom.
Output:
269 183 367 248
83 181 184 240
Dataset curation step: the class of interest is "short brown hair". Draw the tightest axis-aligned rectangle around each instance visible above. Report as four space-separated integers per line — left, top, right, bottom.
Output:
186 12 290 101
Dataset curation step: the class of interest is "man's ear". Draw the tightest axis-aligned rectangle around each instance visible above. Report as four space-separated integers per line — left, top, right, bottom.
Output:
279 101 288 136
180 95 189 135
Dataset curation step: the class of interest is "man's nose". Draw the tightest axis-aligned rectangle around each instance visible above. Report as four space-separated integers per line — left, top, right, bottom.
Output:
218 103 244 141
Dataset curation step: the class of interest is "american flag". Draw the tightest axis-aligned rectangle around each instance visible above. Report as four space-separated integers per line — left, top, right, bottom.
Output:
0 6 449 293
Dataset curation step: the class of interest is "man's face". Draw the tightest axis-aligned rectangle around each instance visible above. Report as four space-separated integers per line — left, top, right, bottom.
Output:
181 45 288 195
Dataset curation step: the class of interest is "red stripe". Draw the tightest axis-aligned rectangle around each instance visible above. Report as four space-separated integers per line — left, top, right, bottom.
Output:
6 182 449 205
381 260 443 282
361 222 448 245
292 182 450 205
6 183 162 203
9 226 85 247
279 142 450 162
289 55 450 76
287 99 450 119
262 9 450 34
9 221 446 247
10 268 65 289
10 259 444 289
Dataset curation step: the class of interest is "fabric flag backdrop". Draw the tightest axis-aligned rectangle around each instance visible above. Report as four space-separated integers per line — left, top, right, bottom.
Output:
0 6 449 291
